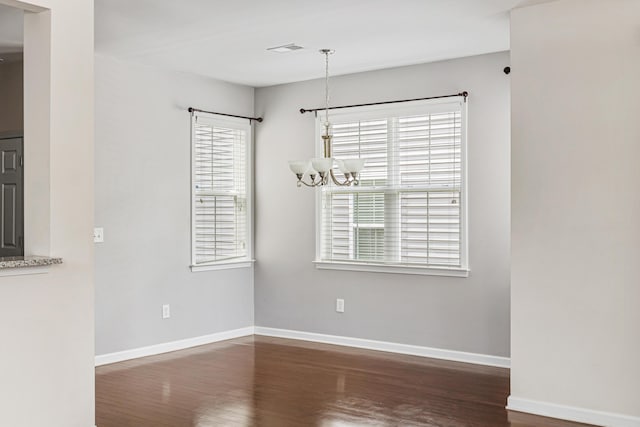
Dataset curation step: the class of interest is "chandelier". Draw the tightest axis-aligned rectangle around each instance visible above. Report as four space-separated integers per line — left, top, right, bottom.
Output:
289 49 365 187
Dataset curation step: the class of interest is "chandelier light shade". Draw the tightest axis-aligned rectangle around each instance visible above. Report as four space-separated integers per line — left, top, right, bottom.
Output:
289 49 365 187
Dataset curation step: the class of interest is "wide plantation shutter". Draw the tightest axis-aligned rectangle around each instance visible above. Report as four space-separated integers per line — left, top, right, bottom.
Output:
192 114 248 265
319 99 465 269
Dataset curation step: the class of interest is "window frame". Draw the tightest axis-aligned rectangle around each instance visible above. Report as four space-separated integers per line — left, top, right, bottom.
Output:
190 111 254 272
314 97 469 277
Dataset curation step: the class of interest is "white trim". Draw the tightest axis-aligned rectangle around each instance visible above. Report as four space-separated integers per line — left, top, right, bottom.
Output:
313 260 469 277
313 261 469 277
254 326 509 368
326 96 466 122
0 267 49 277
459 100 469 269
507 396 640 427
314 98 469 273
95 326 255 366
190 112 253 269
94 325 508 370
190 259 254 272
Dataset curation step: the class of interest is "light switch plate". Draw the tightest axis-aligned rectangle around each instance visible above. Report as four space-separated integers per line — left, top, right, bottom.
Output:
94 227 104 243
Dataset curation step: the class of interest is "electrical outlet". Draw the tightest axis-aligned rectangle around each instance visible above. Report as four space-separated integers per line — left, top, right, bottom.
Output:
336 298 345 313
93 227 104 243
162 304 171 319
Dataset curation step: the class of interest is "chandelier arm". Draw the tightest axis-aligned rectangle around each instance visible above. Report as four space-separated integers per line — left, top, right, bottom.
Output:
297 175 324 187
298 179 318 188
329 169 353 186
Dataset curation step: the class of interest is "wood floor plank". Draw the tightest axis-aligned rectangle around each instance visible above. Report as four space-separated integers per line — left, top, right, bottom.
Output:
95 335 594 427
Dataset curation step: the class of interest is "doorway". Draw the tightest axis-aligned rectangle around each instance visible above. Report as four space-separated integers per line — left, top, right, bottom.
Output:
0 2 24 258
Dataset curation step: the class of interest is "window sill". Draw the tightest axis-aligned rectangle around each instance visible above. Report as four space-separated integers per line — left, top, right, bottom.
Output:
190 259 255 272
313 260 469 277
0 256 63 277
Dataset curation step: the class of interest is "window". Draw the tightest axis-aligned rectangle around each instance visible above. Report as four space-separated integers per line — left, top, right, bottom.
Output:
315 97 468 276
191 112 252 271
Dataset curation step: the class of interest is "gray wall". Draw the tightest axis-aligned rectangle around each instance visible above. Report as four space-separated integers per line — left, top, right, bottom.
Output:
95 54 254 355
0 59 22 133
510 0 640 418
254 52 511 357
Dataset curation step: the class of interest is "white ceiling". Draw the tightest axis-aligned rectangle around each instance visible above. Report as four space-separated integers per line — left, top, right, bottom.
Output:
2 0 548 86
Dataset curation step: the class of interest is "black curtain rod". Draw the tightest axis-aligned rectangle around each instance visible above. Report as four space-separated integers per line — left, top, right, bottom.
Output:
189 107 263 123
299 91 468 114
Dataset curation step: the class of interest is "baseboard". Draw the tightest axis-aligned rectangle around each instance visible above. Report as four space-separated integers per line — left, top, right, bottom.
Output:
507 396 640 427
254 326 510 368
95 325 509 369
95 326 255 366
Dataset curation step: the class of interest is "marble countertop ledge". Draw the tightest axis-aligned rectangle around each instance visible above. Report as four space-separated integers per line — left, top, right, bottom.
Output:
0 256 63 269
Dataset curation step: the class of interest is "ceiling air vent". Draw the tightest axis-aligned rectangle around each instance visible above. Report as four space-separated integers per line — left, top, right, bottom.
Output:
267 43 304 53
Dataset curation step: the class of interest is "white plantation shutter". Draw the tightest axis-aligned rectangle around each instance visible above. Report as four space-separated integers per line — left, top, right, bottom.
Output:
192 113 251 266
317 98 467 273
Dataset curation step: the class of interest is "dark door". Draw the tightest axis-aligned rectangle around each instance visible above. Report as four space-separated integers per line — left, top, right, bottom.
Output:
0 136 23 257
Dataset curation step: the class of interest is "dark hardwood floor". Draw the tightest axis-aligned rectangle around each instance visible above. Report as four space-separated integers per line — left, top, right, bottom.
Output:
96 335 593 427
